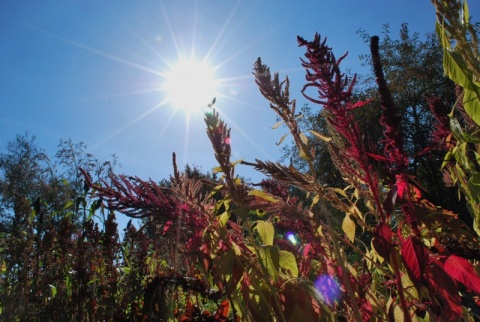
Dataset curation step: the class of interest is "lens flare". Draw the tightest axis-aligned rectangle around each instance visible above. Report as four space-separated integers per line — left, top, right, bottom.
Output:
314 275 341 305
286 232 298 245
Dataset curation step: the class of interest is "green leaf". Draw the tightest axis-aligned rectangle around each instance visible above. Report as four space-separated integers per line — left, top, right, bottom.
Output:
257 245 280 281
63 200 74 209
212 166 223 174
271 120 284 129
49 285 57 298
463 0 470 25
436 21 451 50
248 189 279 203
443 50 479 95
450 118 465 141
232 207 248 221
218 211 230 226
463 88 480 126
276 132 289 146
342 214 356 242
231 158 244 167
311 194 320 207
207 184 224 200
308 130 332 142
467 173 480 203
279 250 298 277
332 188 348 198
255 221 275 246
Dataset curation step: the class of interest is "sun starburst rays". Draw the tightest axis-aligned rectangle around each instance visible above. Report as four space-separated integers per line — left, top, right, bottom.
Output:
30 1 278 169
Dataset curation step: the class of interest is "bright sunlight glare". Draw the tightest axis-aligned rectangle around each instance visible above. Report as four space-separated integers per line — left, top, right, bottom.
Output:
164 57 218 113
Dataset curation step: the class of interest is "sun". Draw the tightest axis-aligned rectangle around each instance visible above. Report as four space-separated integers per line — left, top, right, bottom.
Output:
163 57 218 113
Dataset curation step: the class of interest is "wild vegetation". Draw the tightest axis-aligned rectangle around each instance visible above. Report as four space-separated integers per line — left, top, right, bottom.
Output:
1 1 480 321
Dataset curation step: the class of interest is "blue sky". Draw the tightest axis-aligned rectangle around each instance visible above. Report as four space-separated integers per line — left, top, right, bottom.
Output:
1 1 474 186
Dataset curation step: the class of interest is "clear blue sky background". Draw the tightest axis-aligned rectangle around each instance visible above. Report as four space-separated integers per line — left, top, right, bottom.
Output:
2 1 477 188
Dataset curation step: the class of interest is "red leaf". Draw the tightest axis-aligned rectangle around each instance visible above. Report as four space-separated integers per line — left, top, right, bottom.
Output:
300 243 313 277
162 220 173 235
349 99 373 110
425 258 462 322
401 236 429 291
382 186 397 216
396 175 407 199
358 296 373 321
443 254 480 295
214 300 230 320
372 222 392 260
365 152 393 162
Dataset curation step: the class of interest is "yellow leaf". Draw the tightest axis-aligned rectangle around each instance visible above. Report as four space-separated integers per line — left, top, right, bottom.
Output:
255 221 275 246
212 166 223 174
342 214 356 242
248 189 278 203
300 132 309 145
271 120 284 129
308 130 332 142
276 133 289 146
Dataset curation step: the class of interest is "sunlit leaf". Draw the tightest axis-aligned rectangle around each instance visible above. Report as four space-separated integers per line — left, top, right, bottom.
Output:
49 285 57 299
299 132 309 146
308 130 332 142
425 258 463 321
463 0 470 25
248 189 279 203
443 254 480 294
212 166 223 174
467 173 480 203
255 221 274 246
463 88 480 126
436 21 451 50
231 158 244 167
63 200 74 209
450 118 465 142
443 49 477 93
271 120 284 129
218 212 230 226
400 236 429 291
279 250 298 277
299 147 313 161
257 245 280 281
276 133 289 146
207 184 224 200
332 187 347 198
342 214 355 242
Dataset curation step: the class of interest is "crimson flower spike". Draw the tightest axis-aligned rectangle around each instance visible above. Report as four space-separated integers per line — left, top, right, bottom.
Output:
370 36 408 174
371 36 420 235
298 33 387 221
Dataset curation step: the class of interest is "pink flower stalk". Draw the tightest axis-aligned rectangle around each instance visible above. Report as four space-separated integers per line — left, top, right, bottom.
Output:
298 33 384 219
